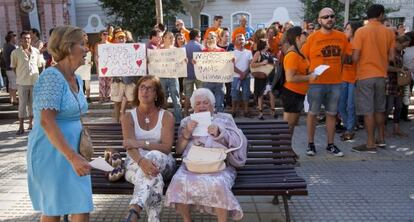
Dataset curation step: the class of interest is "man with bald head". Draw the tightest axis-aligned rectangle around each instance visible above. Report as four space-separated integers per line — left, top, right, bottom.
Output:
175 19 190 42
302 7 348 157
231 15 254 48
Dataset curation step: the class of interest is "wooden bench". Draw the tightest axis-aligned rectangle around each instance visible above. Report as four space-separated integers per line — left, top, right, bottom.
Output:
85 120 307 222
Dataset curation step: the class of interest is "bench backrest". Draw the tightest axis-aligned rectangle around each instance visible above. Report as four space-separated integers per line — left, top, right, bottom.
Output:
85 120 298 167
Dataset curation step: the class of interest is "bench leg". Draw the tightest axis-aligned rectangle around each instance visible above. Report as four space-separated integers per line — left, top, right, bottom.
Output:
63 215 69 222
272 195 280 205
282 196 291 222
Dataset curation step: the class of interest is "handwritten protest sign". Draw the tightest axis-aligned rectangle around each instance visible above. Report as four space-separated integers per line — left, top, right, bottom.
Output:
98 43 146 77
193 52 234 83
147 48 187 78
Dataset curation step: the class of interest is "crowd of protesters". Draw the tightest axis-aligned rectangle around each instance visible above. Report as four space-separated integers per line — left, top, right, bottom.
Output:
1 3 414 221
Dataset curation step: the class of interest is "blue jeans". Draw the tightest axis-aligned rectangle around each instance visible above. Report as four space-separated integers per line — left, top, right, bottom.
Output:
231 77 251 102
307 84 341 115
203 82 224 112
338 82 355 132
160 78 182 122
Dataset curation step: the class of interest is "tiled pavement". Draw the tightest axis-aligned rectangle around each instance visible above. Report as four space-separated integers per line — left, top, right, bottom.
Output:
1 114 414 221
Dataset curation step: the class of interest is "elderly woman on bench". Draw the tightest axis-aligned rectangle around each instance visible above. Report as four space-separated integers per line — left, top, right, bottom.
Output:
121 75 176 222
165 88 247 222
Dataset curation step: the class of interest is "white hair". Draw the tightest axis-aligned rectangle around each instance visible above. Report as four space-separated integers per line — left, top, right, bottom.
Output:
190 88 216 109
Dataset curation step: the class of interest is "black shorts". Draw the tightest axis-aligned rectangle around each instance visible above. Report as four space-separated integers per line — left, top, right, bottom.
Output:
280 87 305 113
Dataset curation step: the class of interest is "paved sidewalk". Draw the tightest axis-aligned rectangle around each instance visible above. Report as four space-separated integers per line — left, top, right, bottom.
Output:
1 116 414 221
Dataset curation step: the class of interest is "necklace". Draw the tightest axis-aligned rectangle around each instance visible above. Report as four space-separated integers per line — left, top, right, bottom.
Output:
137 107 156 128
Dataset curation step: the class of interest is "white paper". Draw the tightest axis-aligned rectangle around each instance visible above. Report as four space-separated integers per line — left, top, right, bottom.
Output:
190 111 212 137
314 65 330 76
89 157 114 172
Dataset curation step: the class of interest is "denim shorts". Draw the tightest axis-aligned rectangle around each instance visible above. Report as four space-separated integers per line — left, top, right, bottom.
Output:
231 77 251 101
307 84 341 115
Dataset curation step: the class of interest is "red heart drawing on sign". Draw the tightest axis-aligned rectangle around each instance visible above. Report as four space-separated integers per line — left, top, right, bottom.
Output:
133 44 140 50
101 67 108 75
136 60 143 67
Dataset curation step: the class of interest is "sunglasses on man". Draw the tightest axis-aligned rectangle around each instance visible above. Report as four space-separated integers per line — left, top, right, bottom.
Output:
320 14 336 20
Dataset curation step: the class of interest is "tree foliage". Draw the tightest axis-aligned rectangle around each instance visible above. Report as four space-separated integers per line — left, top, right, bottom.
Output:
301 0 399 27
99 0 184 38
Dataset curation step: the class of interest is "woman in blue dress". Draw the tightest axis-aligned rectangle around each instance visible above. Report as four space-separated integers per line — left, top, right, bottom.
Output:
27 25 93 222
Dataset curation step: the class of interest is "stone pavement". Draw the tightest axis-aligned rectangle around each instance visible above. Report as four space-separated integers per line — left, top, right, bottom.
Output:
1 114 414 222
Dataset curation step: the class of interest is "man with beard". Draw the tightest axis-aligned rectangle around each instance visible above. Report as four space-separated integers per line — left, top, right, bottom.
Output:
351 4 396 152
302 8 348 157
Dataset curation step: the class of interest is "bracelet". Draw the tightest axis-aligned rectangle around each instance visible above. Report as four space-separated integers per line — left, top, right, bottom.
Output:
137 157 145 166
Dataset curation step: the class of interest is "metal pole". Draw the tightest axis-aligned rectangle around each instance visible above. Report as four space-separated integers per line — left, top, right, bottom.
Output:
344 0 350 25
155 0 163 25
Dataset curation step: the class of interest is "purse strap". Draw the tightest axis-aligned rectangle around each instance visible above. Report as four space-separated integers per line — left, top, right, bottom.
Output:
223 126 245 154
68 77 84 125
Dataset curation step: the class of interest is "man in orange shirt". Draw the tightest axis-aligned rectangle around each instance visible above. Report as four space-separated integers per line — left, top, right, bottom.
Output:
231 16 254 48
203 15 223 45
302 8 348 157
352 4 395 152
175 19 190 42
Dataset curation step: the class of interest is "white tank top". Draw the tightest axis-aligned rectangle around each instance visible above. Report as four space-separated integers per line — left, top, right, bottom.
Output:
130 108 165 143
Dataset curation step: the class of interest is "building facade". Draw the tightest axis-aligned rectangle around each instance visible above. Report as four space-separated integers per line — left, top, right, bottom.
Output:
1 0 413 45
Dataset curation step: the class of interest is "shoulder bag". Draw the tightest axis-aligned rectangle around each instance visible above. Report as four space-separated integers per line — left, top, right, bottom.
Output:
250 52 274 79
182 127 244 173
70 80 93 161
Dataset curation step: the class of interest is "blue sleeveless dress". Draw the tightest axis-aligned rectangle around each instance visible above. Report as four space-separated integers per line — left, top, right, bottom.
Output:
27 67 93 216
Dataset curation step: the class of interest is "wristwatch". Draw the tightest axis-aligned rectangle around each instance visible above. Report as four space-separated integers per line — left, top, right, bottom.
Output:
145 140 150 147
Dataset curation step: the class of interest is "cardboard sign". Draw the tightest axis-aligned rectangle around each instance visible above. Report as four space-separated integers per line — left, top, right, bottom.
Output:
194 52 234 83
147 48 187 78
98 43 146 77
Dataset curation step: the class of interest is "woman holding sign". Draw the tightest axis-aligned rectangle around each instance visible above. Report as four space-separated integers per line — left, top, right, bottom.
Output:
165 88 247 222
121 75 176 222
200 32 226 112
159 31 183 122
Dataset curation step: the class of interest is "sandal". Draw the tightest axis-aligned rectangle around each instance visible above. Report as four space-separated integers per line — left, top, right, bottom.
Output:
258 111 264 120
122 208 140 222
16 129 25 135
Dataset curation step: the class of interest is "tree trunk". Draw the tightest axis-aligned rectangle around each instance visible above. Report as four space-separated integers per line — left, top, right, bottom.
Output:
182 0 206 29
155 0 163 24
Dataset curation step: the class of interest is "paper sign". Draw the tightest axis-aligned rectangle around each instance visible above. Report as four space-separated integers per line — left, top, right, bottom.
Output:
314 65 330 76
190 111 212 137
98 43 147 77
194 52 234 83
89 157 114 172
148 48 187 78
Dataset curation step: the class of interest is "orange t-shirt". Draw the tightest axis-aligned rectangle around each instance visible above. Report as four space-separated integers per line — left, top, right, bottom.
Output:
342 42 356 83
352 20 395 80
203 27 222 42
302 30 348 84
181 28 190 43
269 36 280 58
283 51 310 95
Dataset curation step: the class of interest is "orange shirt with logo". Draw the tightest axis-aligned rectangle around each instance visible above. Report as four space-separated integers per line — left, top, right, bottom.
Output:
283 51 310 95
352 20 395 80
342 42 356 83
302 30 348 84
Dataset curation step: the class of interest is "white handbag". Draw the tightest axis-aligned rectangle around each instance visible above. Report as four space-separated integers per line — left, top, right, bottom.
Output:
183 146 240 173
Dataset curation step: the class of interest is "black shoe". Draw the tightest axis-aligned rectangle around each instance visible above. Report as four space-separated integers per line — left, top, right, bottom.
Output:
86 97 91 103
306 143 316 156
326 144 344 157
335 124 346 133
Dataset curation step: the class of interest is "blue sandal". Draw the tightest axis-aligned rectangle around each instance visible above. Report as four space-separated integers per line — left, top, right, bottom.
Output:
122 208 140 222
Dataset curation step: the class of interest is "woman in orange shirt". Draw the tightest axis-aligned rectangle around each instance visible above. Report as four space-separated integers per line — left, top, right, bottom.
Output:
338 21 362 141
281 26 316 134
